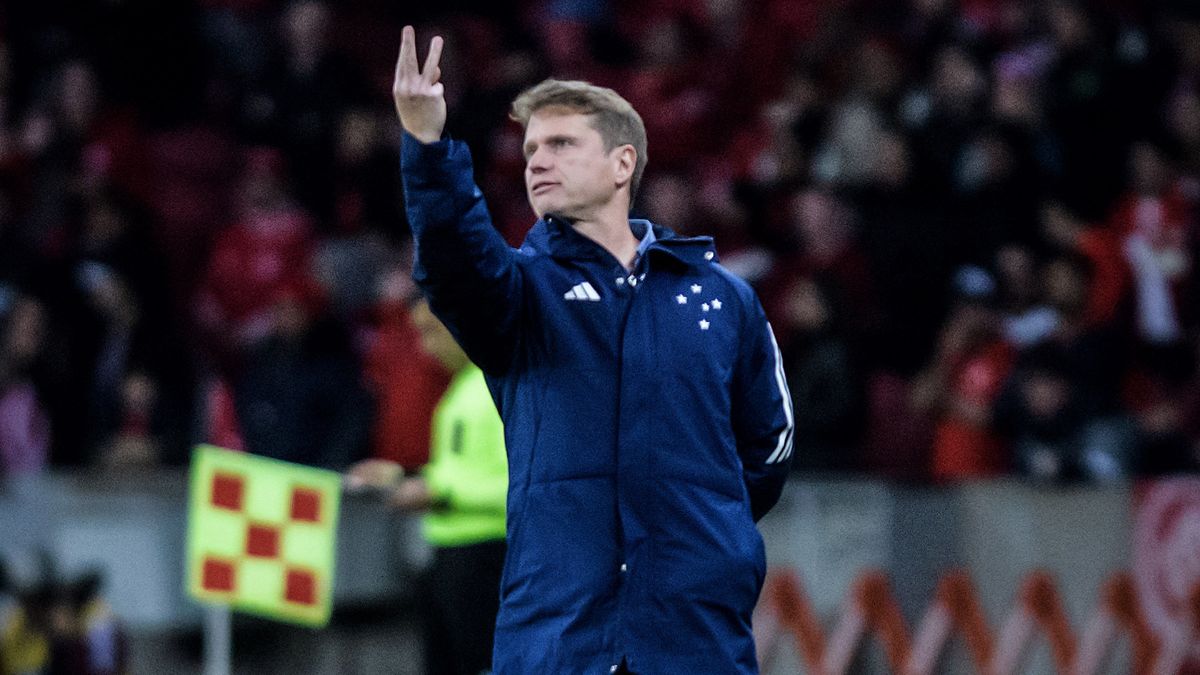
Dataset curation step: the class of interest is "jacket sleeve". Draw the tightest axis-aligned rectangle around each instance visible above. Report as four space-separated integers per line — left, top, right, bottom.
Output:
731 292 794 521
401 133 522 375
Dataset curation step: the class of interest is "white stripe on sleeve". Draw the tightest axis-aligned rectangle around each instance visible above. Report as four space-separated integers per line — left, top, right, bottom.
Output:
765 322 795 464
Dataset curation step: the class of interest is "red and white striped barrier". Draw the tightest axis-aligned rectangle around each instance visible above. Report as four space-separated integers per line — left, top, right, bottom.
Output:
755 567 1200 674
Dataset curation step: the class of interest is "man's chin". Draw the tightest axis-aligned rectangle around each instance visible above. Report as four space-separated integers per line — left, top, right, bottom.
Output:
531 198 588 223
530 198 559 220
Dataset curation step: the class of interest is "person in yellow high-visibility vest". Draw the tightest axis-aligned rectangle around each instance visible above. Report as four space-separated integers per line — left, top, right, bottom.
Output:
348 298 506 675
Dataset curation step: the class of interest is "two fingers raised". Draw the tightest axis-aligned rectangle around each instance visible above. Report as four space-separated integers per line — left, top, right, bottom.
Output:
396 25 443 89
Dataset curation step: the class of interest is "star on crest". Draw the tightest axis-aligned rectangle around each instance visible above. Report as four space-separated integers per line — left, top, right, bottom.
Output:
691 284 702 294
699 319 710 330
676 294 687 304
702 303 710 312
711 299 722 310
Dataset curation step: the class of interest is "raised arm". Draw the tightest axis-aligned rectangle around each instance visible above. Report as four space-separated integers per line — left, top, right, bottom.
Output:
393 27 523 374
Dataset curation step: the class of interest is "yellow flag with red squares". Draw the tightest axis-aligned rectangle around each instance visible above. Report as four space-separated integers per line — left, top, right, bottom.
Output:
186 444 341 627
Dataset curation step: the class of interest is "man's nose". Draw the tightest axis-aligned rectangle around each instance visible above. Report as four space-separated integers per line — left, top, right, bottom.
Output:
527 146 552 172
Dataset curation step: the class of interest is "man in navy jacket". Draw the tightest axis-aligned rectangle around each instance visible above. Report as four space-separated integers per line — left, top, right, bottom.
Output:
393 26 794 674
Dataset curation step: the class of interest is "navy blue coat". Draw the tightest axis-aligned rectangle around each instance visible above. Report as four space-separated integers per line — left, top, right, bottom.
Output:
402 134 794 674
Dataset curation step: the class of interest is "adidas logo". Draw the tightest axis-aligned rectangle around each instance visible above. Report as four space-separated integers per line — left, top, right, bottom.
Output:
563 281 601 301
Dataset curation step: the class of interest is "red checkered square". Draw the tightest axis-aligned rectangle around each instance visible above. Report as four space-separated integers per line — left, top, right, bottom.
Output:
285 569 317 606
211 473 244 511
290 487 321 523
246 524 280 558
202 558 236 592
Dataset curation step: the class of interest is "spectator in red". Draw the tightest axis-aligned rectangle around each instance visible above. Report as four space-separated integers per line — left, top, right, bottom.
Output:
912 266 1015 480
623 16 716 170
195 147 315 363
1040 200 1129 328
363 265 450 472
1110 140 1196 338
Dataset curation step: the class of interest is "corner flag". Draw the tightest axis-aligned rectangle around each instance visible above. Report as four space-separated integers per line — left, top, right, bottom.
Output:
186 445 341 627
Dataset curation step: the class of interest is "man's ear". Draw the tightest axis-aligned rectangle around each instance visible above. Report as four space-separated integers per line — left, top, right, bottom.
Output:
613 145 636 187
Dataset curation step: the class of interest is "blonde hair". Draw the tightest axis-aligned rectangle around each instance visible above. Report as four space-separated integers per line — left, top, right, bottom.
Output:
510 79 648 204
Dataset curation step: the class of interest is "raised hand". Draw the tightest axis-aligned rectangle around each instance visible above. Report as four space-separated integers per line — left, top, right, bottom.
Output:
393 25 446 144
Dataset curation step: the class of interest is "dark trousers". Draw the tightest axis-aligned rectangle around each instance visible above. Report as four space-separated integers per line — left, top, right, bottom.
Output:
421 539 506 675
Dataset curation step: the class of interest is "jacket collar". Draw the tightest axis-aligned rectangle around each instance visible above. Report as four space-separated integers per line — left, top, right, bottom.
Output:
524 215 718 269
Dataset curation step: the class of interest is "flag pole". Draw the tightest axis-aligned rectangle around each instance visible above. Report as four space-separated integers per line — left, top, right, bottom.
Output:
204 604 232 675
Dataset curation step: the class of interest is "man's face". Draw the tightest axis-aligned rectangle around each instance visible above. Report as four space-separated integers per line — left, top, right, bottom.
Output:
523 107 627 220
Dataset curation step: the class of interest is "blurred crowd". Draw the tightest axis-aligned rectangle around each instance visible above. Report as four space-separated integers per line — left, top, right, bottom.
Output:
0 0 1197 483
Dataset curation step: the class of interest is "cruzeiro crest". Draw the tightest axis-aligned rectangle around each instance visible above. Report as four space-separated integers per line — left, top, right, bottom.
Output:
675 282 723 330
